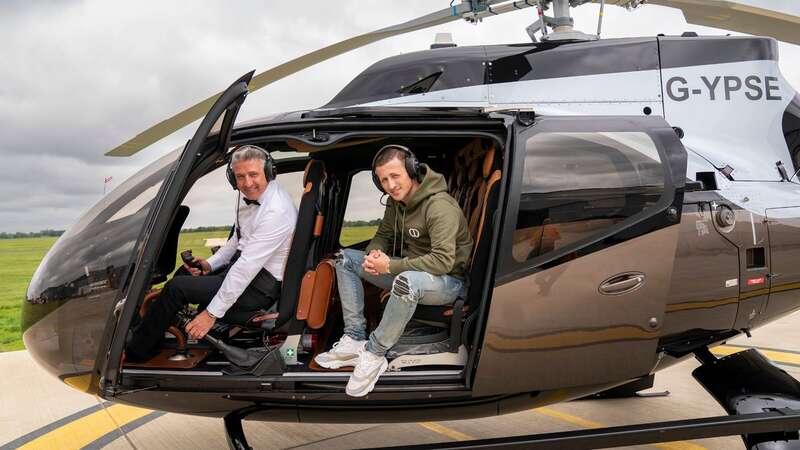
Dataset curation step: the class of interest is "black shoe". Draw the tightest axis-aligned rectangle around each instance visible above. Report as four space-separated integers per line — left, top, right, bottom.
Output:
130 312 142 329
124 330 156 363
123 348 152 363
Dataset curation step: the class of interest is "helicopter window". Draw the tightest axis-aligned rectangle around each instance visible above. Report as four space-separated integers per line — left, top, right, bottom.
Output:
326 58 485 108
783 94 800 174
107 182 163 223
340 171 383 247
397 72 442 95
512 132 664 263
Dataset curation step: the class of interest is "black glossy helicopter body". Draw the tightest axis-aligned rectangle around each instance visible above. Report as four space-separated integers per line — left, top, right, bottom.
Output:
20 1 800 448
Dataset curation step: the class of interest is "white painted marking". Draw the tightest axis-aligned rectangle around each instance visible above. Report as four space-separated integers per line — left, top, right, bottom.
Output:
725 278 738 288
750 212 757 245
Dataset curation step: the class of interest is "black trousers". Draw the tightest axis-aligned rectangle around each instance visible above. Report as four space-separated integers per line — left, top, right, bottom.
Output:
126 265 280 360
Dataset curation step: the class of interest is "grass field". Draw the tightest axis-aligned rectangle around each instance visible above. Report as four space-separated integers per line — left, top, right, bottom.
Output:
0 236 59 352
0 226 378 352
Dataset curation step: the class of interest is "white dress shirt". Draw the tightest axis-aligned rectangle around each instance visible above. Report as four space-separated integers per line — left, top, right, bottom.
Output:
205 180 298 318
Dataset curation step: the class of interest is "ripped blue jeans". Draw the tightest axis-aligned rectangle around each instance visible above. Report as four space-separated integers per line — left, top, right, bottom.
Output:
336 249 465 357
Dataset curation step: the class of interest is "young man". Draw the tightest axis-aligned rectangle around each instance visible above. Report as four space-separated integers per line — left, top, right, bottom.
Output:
315 144 473 397
126 145 297 361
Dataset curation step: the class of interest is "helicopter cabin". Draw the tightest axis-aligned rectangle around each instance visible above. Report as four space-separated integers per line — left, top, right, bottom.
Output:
93 91 695 414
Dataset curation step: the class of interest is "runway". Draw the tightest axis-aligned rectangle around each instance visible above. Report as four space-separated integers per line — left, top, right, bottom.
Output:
4 312 800 450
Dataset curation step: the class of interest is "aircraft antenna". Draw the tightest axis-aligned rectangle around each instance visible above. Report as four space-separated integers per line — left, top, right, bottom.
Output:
596 0 606 38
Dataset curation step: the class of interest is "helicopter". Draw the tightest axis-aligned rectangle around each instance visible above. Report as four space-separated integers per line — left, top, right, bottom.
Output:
20 0 800 448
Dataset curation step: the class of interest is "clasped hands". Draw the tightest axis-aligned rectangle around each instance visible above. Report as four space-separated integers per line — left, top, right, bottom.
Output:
363 249 391 276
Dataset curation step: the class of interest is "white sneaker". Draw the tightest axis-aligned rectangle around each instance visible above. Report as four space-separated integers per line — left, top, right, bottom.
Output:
314 335 366 369
346 348 388 397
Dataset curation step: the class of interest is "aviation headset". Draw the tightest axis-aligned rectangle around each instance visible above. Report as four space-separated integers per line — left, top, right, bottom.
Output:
371 144 421 192
226 145 276 190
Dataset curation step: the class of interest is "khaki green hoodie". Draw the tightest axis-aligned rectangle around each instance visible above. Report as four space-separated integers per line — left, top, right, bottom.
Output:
366 164 473 280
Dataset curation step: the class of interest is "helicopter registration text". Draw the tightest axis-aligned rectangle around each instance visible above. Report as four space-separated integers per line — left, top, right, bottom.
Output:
666 75 782 102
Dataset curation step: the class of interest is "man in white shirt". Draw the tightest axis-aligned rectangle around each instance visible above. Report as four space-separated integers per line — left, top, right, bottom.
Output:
126 145 298 362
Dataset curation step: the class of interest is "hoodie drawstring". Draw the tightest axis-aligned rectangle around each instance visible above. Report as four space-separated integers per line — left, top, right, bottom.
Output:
392 203 398 257
400 208 406 258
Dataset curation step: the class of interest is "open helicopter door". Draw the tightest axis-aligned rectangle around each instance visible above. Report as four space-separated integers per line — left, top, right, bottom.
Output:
96 72 253 395
472 115 686 396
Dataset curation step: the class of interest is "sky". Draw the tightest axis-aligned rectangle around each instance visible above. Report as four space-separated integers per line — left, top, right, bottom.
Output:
2 0 800 233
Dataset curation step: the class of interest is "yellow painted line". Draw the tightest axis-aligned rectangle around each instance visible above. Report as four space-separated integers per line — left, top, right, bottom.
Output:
713 345 800 366
534 407 706 450
536 406 604 429
418 421 474 441
18 404 151 450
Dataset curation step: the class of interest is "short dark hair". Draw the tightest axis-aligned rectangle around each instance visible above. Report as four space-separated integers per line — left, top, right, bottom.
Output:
374 145 408 169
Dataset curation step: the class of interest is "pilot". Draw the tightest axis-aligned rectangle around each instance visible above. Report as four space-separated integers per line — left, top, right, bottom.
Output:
125 145 298 362
315 144 473 397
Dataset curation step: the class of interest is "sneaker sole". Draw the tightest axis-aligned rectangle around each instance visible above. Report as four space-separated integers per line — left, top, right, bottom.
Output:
315 354 359 369
346 358 389 397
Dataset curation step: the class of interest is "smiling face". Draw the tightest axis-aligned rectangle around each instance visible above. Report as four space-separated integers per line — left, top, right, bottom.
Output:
232 158 268 200
374 155 419 204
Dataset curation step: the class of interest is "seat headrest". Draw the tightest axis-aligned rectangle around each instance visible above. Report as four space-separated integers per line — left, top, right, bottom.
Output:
482 146 496 178
303 160 326 186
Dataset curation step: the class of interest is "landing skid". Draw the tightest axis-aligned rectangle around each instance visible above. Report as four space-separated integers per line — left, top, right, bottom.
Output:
222 408 800 450
370 409 800 449
220 348 800 449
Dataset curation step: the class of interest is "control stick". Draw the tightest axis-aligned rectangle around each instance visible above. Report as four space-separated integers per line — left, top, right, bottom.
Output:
177 317 269 369
181 249 203 269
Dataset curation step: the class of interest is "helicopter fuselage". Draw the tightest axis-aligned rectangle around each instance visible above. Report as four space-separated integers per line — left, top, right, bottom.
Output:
20 34 800 422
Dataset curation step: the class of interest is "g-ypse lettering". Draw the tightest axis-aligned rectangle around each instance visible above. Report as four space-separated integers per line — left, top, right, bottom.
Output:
666 75 782 102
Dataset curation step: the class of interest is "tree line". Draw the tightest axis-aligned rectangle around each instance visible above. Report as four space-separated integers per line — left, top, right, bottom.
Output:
1 220 382 239
0 229 65 239
179 220 381 232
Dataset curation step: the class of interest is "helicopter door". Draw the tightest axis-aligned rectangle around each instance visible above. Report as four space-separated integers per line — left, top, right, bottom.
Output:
96 72 254 393
472 116 686 396
763 207 800 322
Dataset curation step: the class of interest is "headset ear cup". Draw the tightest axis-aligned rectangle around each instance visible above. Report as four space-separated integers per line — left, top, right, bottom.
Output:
372 172 384 193
261 148 276 181
226 165 237 189
405 151 420 182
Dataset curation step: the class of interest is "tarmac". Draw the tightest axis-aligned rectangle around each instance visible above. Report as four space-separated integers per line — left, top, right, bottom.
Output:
4 311 800 450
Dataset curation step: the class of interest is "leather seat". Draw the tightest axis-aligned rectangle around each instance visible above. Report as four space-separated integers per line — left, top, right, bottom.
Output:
413 143 502 351
223 159 327 332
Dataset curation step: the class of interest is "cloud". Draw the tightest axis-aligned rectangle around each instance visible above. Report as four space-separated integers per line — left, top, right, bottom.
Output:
2 1 799 232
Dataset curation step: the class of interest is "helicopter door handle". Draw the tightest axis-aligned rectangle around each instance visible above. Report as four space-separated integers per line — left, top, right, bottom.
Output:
599 272 646 295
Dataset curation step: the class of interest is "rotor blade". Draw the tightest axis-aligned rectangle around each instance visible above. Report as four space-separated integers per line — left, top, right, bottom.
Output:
106 0 533 157
646 0 800 46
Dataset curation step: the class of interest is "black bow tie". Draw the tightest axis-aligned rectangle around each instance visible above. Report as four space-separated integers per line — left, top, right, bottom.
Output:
243 198 260 206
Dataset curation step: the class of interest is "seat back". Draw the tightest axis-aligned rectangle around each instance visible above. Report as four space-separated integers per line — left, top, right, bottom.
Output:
412 142 501 327
273 160 326 329
466 148 502 309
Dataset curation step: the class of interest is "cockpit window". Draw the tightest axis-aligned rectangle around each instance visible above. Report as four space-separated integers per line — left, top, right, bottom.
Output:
26 149 179 305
